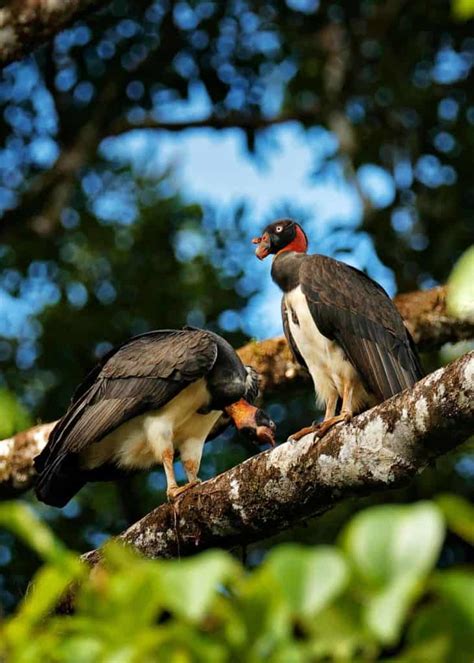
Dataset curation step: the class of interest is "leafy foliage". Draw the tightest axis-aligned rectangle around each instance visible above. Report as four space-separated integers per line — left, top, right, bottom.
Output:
0 500 472 662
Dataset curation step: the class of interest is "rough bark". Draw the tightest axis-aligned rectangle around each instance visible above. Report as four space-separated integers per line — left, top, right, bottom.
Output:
0 0 111 67
80 350 473 566
0 421 56 498
0 285 472 496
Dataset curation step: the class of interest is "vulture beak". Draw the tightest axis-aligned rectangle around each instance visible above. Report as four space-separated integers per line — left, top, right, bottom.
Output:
252 233 271 260
225 400 276 448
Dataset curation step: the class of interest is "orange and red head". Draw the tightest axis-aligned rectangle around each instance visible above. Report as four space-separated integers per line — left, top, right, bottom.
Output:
252 219 308 260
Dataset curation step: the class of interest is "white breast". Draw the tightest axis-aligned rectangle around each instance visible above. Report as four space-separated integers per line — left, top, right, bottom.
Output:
285 286 366 408
81 378 222 470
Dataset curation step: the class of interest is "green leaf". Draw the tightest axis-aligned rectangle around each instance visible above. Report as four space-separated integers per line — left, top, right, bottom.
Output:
452 0 474 19
434 570 474 624
0 501 74 565
157 550 240 622
307 598 378 661
407 591 474 663
4 563 84 648
0 389 32 438
387 635 450 663
435 493 474 545
342 502 445 645
263 544 348 618
446 245 474 322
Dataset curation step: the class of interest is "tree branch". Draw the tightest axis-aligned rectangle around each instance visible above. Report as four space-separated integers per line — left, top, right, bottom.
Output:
0 421 56 498
81 350 473 566
0 286 472 496
0 0 111 67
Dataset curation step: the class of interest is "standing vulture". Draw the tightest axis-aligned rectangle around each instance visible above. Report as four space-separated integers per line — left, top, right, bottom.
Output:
35 328 275 506
253 219 423 440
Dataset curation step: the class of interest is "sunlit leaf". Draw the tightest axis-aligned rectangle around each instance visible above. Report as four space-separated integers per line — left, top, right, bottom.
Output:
156 550 240 622
446 245 474 322
263 544 348 618
452 0 474 19
341 502 445 644
0 389 32 438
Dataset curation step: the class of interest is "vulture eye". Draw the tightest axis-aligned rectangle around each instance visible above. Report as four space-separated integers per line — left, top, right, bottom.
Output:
275 225 283 233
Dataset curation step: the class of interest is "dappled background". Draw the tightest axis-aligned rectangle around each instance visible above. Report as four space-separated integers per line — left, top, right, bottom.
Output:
0 0 473 618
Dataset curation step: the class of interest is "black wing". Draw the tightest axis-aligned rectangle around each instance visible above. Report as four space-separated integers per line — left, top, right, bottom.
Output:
281 297 308 370
300 256 423 402
35 329 218 486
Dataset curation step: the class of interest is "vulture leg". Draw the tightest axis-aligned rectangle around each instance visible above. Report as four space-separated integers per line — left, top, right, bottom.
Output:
312 379 354 439
180 438 204 487
162 447 180 500
288 382 353 442
288 391 339 442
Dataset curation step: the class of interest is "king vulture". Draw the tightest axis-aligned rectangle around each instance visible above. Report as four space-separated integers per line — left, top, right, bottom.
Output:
253 219 423 440
35 328 275 506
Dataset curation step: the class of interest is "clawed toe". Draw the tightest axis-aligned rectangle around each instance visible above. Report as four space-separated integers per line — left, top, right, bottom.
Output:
167 480 200 502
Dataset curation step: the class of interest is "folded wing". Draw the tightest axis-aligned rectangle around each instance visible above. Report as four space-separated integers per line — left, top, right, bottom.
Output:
300 256 423 402
35 329 218 498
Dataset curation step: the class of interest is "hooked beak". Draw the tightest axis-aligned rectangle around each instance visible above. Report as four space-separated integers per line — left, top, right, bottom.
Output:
224 400 277 449
252 233 271 260
256 420 276 448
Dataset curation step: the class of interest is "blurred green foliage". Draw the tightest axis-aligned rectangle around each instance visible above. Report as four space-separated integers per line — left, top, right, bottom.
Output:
0 389 31 438
447 245 474 323
0 500 472 662
453 0 474 19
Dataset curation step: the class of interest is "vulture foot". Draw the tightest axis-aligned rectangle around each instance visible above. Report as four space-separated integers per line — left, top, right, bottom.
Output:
287 423 321 442
312 413 352 440
167 479 201 502
288 413 352 443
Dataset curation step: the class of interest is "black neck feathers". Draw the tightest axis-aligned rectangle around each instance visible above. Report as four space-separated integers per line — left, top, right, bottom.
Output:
271 252 306 292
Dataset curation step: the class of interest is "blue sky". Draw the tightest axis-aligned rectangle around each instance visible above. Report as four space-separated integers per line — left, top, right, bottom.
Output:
103 119 396 337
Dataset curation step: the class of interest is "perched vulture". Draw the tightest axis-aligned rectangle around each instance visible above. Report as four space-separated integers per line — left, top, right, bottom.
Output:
35 328 275 506
253 219 423 440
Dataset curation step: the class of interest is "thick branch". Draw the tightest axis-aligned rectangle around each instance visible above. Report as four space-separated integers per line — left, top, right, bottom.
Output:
0 421 56 497
81 351 473 566
0 0 111 67
0 286 472 495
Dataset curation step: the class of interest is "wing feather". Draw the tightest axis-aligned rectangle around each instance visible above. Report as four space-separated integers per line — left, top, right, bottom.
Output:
35 329 218 495
300 256 423 402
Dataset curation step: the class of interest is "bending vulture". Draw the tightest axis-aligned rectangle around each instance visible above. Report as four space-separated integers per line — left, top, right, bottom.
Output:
35 328 275 506
253 219 423 440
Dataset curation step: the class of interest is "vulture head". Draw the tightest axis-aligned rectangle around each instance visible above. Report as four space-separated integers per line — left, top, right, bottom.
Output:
226 399 276 448
253 219 308 260
225 365 276 448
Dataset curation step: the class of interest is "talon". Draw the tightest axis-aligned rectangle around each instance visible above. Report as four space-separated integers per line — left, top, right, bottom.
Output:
167 480 200 502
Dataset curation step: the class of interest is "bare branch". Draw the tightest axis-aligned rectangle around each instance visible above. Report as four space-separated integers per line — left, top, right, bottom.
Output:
0 286 472 496
0 0 111 67
80 351 473 566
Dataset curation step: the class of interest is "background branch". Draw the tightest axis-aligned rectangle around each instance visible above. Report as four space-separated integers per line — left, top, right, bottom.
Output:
0 0 111 67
